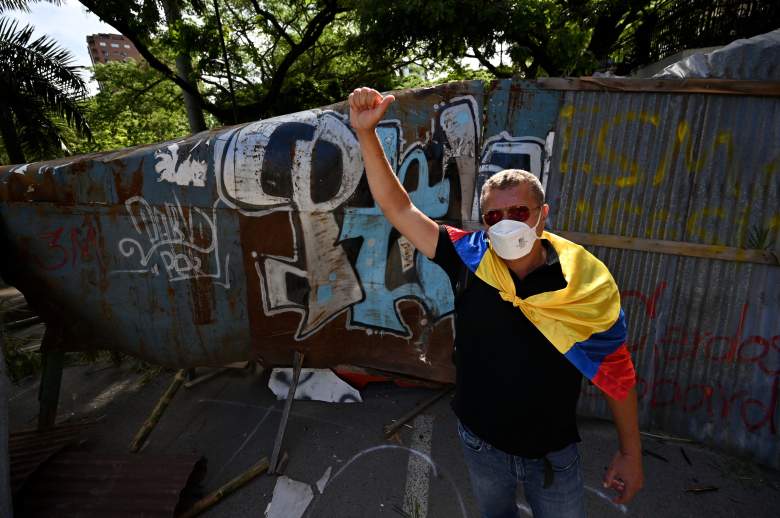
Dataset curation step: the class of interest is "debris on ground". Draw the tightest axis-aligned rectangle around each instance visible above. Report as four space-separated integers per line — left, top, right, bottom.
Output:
264 476 314 518
268 368 362 403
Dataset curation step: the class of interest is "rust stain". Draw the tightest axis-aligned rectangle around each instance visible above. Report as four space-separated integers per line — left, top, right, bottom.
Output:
189 220 215 325
113 165 144 204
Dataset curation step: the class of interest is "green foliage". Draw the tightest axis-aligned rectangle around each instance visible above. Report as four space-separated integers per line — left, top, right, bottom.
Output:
354 0 780 78
66 59 209 154
78 0 439 123
2 334 41 383
351 0 636 78
0 15 91 163
43 0 779 157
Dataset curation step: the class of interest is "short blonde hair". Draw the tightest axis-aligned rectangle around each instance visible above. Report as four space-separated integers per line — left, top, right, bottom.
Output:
479 169 545 209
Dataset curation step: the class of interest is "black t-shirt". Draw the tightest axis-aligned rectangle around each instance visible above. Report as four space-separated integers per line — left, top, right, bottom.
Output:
433 225 583 458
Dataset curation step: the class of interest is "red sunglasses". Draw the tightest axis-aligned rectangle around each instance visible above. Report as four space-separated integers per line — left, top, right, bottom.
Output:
482 205 540 226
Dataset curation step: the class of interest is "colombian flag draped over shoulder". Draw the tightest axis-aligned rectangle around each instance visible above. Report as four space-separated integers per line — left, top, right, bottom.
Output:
445 226 636 400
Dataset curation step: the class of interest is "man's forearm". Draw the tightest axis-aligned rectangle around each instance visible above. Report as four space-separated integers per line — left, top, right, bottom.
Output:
355 128 412 216
605 386 642 455
349 88 439 258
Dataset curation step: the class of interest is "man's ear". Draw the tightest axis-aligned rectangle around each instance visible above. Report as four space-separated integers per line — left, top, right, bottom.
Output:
539 204 550 234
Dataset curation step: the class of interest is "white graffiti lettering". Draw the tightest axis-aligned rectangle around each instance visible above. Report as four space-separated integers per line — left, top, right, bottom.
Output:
112 195 230 287
154 142 208 187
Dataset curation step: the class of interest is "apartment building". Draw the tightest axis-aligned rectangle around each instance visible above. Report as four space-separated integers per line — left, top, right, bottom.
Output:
86 33 142 65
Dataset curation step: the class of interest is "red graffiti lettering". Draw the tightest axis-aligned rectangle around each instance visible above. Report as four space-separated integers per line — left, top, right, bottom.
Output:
633 375 778 435
621 281 667 319
36 219 101 271
655 304 777 373
36 227 67 270
682 384 714 415
758 336 780 376
651 377 679 408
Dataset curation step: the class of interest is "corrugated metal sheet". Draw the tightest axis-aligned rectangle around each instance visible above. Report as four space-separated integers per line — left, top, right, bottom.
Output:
0 81 487 383
543 89 780 468
16 452 205 517
9 421 90 494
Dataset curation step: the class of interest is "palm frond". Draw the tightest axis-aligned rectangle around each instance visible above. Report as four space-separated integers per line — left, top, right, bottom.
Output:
11 98 66 158
0 17 88 98
0 0 61 14
0 13 91 159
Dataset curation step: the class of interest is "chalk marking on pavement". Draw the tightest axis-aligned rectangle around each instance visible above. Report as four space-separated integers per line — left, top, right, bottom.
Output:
310 444 468 518
585 485 628 514
87 377 137 412
403 414 434 518
198 398 355 429
210 403 276 484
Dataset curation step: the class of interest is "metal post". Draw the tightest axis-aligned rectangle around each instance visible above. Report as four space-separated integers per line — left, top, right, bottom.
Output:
37 346 65 430
1 322 14 517
268 351 304 474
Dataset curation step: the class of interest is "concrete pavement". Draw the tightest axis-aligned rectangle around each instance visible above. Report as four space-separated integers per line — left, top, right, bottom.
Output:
7 361 780 517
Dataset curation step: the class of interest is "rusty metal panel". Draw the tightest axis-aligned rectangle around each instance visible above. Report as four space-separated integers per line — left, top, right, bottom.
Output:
477 80 563 222
17 452 205 517
0 81 485 382
9 421 91 494
222 81 484 380
543 88 780 468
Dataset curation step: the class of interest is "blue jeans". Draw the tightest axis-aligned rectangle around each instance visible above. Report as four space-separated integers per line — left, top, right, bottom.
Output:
458 420 586 518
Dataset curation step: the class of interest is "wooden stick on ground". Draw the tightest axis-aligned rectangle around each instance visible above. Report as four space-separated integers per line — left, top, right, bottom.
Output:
383 385 454 438
178 456 270 518
130 369 186 452
184 367 230 389
184 361 252 389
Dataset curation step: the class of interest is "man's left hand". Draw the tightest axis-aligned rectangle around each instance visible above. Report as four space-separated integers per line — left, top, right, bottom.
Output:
603 450 643 504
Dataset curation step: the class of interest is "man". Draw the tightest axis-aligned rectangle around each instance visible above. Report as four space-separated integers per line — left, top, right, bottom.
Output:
349 87 643 518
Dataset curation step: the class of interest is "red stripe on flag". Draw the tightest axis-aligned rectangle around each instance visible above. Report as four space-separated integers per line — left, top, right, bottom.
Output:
444 225 471 243
592 343 636 400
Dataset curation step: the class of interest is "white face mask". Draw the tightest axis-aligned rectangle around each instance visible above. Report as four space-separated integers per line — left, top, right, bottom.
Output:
487 209 543 260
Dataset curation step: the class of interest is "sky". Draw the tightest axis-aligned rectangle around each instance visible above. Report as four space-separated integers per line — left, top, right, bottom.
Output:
6 0 117 92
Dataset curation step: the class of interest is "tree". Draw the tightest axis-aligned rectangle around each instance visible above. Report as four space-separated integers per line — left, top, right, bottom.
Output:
351 0 645 78
160 0 208 132
0 0 91 164
352 0 780 78
77 0 411 124
65 58 205 155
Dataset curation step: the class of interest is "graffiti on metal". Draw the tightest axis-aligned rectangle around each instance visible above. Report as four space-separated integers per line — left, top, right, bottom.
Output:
1 78 779 468
544 88 780 468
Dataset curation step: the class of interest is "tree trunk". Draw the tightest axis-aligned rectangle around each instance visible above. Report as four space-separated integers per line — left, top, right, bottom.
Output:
161 0 208 133
176 55 208 132
0 100 26 165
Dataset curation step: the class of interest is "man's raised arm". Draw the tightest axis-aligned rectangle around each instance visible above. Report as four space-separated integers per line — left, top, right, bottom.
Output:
349 87 440 259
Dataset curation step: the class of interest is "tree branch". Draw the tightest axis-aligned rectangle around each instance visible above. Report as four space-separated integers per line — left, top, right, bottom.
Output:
253 0 341 116
199 76 232 96
77 0 230 120
248 0 295 46
128 77 166 102
469 47 504 77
